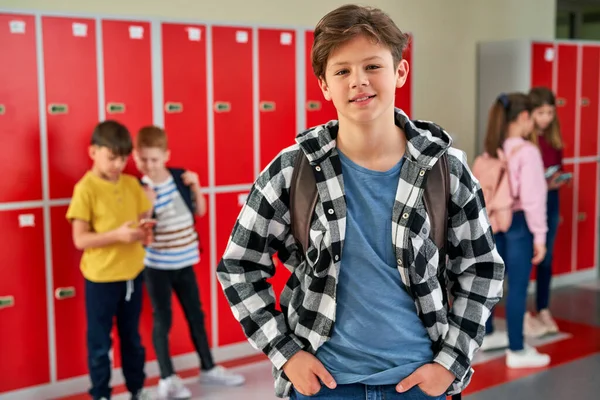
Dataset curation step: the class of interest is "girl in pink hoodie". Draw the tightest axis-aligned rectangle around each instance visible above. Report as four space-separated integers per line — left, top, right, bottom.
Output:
479 92 550 369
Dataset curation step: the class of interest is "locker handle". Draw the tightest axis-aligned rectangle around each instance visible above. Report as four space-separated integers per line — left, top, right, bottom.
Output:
581 97 590 107
0 295 14 309
106 102 126 114
214 102 231 112
0 104 5 115
577 212 587 222
556 98 566 107
48 103 69 115
259 101 276 112
165 102 183 113
306 100 322 111
55 287 76 300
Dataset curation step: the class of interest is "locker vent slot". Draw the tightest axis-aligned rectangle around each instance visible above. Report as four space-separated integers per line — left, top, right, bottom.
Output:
306 100 322 111
0 296 14 309
106 103 126 114
259 101 275 112
0 104 4 115
214 102 231 112
55 287 76 300
165 102 183 113
48 104 69 115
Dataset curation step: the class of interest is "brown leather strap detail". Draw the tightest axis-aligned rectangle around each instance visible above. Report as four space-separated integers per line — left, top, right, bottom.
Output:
289 151 318 254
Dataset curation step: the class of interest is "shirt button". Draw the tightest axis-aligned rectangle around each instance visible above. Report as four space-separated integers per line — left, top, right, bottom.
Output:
334 255 339 261
397 258 403 266
328 208 334 215
419 170 425 177
402 213 409 219
315 166 321 172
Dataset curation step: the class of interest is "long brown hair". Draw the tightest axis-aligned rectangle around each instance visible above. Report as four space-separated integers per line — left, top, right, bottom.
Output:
529 86 563 149
484 92 532 158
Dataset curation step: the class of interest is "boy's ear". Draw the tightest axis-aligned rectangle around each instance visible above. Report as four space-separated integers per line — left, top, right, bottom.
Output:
395 59 409 89
319 77 332 101
164 149 171 163
88 145 96 160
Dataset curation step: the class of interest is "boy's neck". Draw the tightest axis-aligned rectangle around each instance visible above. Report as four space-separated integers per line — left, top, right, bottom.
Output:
91 166 120 183
336 111 406 171
145 167 171 184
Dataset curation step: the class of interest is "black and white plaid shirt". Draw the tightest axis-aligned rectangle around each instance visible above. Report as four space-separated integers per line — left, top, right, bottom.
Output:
217 109 505 397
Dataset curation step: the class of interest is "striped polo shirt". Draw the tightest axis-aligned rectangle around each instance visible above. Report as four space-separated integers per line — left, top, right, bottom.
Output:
142 175 200 270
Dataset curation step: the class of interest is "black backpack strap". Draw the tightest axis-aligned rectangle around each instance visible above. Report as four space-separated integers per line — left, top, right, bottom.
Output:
289 150 319 254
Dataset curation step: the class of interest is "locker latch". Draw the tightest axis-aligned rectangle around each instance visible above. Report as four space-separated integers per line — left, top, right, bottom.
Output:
214 102 231 112
306 100 322 111
259 101 275 112
581 98 590 107
55 287 76 300
48 103 69 115
0 296 14 309
0 104 5 115
106 103 126 114
165 102 183 113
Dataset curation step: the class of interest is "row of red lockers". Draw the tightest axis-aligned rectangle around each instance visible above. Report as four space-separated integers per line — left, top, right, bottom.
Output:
0 12 412 395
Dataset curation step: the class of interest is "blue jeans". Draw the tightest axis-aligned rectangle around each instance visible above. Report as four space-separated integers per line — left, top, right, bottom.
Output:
535 189 559 311
485 212 534 351
290 384 446 399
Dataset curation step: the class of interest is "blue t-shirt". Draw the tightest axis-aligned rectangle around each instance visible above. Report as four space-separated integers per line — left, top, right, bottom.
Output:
315 150 433 385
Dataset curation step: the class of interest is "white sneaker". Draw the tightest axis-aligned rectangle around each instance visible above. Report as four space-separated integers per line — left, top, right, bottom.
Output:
480 331 509 351
523 312 548 338
157 375 191 399
506 345 551 368
538 309 559 334
199 365 245 386
132 389 153 400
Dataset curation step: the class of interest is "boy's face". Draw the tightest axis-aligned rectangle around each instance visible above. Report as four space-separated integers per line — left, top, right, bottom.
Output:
133 147 170 177
89 145 128 181
319 35 408 126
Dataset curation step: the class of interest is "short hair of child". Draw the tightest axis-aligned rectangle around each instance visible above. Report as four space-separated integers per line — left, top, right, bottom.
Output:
136 126 168 150
91 120 133 156
311 4 410 80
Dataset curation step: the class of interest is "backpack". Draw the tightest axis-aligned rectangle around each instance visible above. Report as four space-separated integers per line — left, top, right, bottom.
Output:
472 146 523 233
288 150 463 400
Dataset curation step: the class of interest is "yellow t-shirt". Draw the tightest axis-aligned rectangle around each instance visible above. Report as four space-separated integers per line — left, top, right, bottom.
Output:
66 171 152 283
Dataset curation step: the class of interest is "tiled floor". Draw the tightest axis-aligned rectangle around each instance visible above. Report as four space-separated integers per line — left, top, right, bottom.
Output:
60 280 600 400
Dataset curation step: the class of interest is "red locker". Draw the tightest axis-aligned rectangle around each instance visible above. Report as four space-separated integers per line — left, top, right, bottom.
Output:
0 208 49 392
162 23 209 186
212 26 254 186
0 14 42 202
269 255 292 311
395 34 412 117
102 19 153 175
51 205 87 380
575 163 597 270
305 30 338 129
216 191 251 345
555 44 578 159
43 17 99 199
578 45 600 158
531 42 554 89
259 28 297 171
553 163 575 275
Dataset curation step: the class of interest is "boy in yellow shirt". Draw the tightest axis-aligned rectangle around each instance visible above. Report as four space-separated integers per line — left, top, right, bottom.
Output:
66 120 153 400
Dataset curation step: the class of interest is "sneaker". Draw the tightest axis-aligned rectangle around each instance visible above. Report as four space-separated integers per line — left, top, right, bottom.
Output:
538 309 559 334
131 389 153 400
506 344 551 368
523 312 547 338
199 365 245 386
480 331 509 351
158 375 191 399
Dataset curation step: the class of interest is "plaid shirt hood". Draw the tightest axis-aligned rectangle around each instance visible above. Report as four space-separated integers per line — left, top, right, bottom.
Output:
217 108 505 397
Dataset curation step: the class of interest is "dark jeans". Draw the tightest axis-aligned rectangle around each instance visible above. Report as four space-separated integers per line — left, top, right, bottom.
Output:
485 212 534 351
85 272 145 399
290 383 447 400
535 189 560 311
144 266 215 379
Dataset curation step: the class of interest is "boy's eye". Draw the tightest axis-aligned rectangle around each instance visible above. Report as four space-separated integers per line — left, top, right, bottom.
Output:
366 65 380 70
335 69 349 76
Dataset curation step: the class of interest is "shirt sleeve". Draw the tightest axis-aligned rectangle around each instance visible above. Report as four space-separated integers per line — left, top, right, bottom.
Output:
66 183 92 223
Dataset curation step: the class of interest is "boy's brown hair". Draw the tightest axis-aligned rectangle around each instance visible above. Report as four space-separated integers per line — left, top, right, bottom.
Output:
136 125 168 150
91 120 133 156
311 4 410 80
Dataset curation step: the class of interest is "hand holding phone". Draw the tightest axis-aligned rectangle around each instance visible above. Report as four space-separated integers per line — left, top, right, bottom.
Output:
139 218 156 245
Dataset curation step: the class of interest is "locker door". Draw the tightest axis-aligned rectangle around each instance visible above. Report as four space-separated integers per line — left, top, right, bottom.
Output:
0 14 42 202
102 20 153 175
43 17 99 199
553 163 574 275
270 255 292 311
162 23 209 187
258 28 297 171
578 45 600 158
212 27 254 186
556 44 578 159
305 30 338 129
395 34 412 117
575 162 597 270
51 205 87 380
216 191 251 346
0 208 49 392
531 42 555 89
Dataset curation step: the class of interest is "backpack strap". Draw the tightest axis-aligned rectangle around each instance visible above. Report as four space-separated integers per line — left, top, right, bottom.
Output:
289 150 319 254
422 153 450 253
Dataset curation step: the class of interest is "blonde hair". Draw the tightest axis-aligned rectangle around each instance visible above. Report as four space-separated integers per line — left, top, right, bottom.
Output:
528 87 563 149
136 126 168 150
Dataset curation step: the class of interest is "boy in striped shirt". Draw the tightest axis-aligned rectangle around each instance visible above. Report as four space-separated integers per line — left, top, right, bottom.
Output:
134 126 244 399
